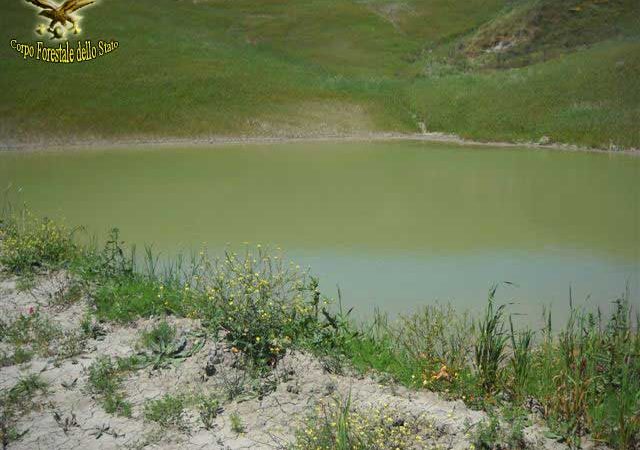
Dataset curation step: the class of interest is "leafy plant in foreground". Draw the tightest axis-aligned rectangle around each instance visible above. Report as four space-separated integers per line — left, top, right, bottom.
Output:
138 321 205 370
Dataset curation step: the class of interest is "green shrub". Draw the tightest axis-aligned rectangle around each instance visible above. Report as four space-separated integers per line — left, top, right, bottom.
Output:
0 209 76 274
0 347 33 367
140 321 176 351
87 356 133 417
103 393 132 417
92 276 180 323
208 249 329 368
88 242 201 323
143 395 185 428
197 394 222 430
7 374 48 404
2 311 61 357
1 373 49 441
229 412 244 434
87 356 121 396
395 303 471 373
293 394 436 450
136 321 204 370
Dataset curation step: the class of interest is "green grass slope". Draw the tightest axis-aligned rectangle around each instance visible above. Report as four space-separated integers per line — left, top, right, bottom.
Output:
408 40 640 148
0 0 638 148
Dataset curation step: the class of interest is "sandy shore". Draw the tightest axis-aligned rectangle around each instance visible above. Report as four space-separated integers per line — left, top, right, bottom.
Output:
1 132 638 156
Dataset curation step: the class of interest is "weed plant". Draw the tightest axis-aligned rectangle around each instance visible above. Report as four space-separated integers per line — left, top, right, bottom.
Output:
143 395 186 429
0 374 48 447
197 394 222 430
87 356 133 417
293 393 436 450
0 208 76 274
229 412 245 434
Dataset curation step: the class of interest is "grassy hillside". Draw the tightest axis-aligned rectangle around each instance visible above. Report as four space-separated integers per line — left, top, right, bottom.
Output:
0 0 638 148
408 40 640 148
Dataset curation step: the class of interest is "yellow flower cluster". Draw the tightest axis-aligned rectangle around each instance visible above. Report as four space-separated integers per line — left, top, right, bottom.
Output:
0 213 74 272
295 401 441 450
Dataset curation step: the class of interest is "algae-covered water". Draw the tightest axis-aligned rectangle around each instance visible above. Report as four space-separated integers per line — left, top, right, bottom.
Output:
1 141 638 324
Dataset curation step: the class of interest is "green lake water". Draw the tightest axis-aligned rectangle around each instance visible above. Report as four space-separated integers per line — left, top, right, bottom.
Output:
1 141 638 325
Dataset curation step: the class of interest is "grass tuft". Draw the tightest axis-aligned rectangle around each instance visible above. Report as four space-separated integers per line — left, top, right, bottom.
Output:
143 395 185 429
474 286 509 393
229 412 245 434
87 356 133 417
1 373 48 446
